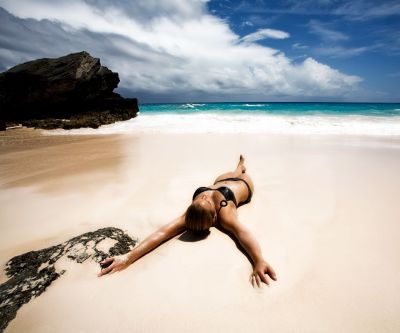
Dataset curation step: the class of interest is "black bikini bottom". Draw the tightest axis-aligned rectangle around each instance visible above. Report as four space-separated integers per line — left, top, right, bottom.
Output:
215 177 253 207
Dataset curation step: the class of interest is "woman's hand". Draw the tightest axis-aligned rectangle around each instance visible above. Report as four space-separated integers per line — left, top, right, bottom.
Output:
98 254 131 277
250 260 277 287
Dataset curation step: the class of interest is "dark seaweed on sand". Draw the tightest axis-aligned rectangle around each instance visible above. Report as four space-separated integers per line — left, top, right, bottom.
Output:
0 227 137 332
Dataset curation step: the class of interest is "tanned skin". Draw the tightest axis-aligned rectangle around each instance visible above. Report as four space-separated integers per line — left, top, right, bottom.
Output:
99 155 277 288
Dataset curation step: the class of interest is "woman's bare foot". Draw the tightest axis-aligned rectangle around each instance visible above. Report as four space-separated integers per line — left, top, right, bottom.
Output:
238 154 246 173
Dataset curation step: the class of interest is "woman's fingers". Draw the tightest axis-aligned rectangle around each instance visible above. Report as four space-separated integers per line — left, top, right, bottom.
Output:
250 268 275 288
98 257 114 276
98 257 115 276
250 275 255 287
98 255 130 277
266 265 277 281
259 271 270 286
98 263 114 277
255 274 261 288
250 273 263 288
100 257 114 265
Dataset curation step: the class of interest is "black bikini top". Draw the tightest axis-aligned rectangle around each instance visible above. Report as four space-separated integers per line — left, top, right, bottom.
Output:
192 186 238 207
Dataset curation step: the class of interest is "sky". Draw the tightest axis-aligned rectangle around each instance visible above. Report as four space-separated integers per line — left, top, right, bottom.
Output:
0 0 399 103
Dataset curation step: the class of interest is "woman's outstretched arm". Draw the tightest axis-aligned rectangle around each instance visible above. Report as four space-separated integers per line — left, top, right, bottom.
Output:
98 215 186 276
219 210 277 287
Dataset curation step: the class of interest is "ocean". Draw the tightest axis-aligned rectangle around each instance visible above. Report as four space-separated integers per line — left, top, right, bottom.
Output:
51 102 400 136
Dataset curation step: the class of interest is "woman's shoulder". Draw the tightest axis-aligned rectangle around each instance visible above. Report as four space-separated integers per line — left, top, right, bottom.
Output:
216 202 237 224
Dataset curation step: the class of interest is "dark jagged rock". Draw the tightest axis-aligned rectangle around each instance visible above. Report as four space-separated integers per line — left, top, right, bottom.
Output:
0 52 139 130
0 227 137 332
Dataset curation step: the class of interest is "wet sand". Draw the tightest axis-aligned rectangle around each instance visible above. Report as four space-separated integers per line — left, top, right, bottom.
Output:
1 128 400 332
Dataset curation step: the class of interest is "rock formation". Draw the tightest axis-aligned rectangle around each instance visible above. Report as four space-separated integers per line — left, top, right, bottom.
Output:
0 227 138 332
0 52 139 130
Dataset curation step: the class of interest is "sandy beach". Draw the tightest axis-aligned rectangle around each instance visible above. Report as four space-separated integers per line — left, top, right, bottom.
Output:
1 127 400 332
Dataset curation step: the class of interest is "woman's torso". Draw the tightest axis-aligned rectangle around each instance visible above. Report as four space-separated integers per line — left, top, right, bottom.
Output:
193 175 254 213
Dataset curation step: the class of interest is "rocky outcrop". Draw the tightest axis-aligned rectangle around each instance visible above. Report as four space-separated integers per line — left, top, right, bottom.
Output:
0 52 138 130
0 227 138 332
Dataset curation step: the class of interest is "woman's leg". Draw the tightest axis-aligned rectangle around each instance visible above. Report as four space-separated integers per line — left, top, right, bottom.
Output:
213 156 255 204
214 155 248 183
213 156 254 204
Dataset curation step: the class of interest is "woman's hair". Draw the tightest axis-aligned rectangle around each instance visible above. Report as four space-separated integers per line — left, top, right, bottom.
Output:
185 202 214 233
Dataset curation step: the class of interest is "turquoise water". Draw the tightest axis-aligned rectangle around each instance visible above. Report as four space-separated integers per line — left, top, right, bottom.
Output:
140 102 400 117
55 102 400 135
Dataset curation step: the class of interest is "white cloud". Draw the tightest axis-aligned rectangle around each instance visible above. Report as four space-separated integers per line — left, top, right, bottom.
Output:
388 71 400 78
308 20 349 41
240 20 254 27
292 43 308 50
241 28 290 43
234 0 400 21
315 45 374 58
0 0 362 100
334 0 400 20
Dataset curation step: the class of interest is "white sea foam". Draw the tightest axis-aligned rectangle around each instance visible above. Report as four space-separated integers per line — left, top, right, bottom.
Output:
181 104 195 108
180 103 205 108
244 104 267 107
45 113 400 136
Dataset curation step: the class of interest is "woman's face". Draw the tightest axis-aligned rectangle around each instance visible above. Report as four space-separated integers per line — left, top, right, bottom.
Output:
194 194 217 223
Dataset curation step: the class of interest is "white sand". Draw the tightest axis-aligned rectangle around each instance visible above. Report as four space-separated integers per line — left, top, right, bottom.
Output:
1 129 400 332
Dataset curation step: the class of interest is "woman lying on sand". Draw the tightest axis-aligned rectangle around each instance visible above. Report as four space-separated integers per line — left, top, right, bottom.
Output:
99 155 276 287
